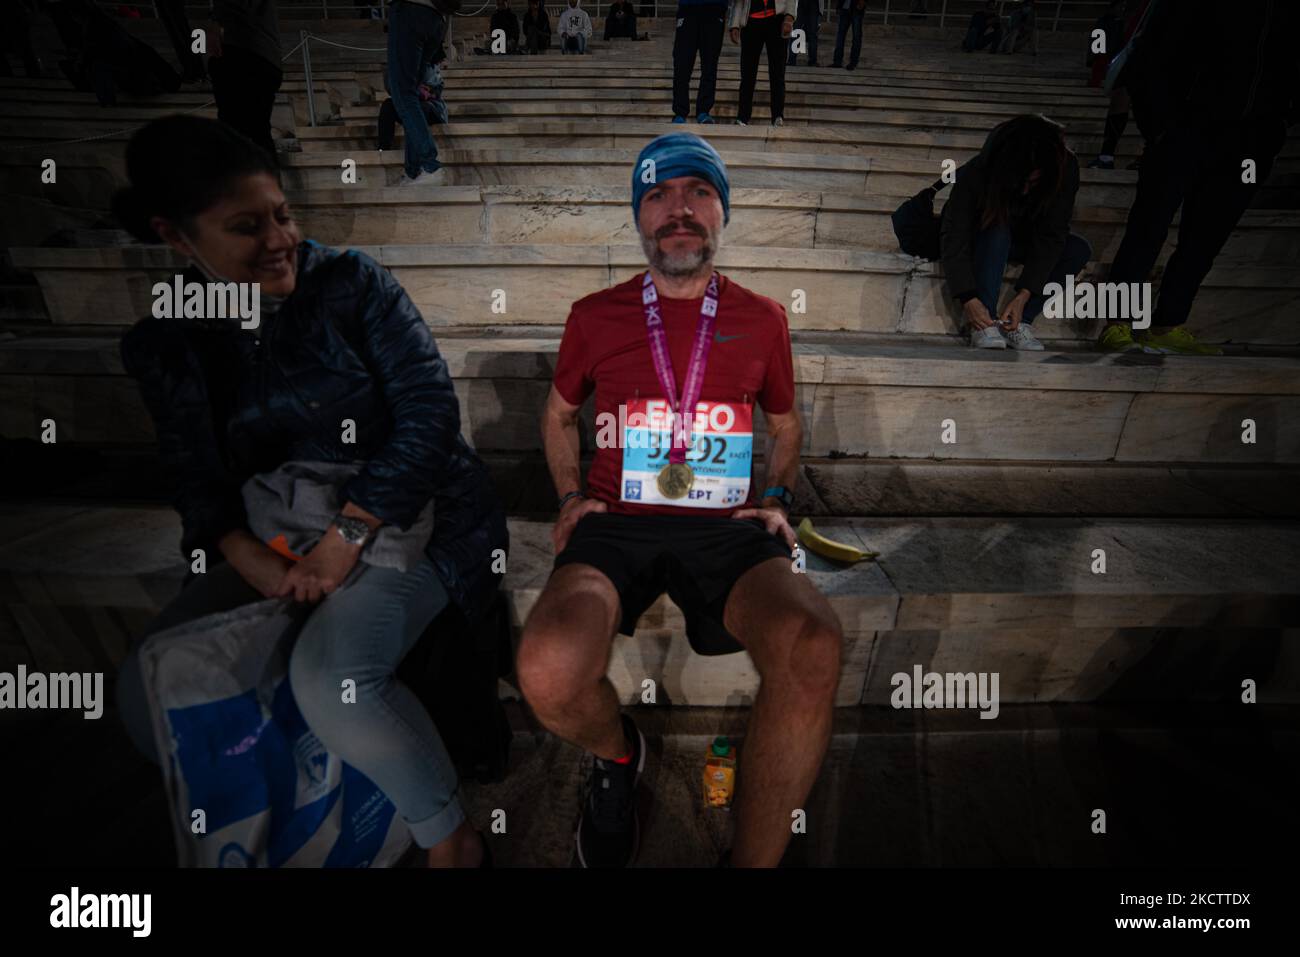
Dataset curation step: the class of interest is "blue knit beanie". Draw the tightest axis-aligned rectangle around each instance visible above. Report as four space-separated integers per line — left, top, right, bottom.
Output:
631 132 730 226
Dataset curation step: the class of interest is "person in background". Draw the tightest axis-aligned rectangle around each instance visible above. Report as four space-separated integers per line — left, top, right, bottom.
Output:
729 0 796 127
672 0 728 124
1098 0 1298 355
1 0 44 78
605 0 638 40
999 0 1038 55
385 0 450 186
377 55 448 151
113 115 507 869
156 0 206 83
961 0 1001 53
207 0 282 161
558 0 593 54
830 0 864 70
786 0 820 67
1087 0 1149 171
491 0 521 52
940 115 1090 351
523 0 553 53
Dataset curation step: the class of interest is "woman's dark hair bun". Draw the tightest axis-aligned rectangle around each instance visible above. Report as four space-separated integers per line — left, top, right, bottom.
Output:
111 114 281 243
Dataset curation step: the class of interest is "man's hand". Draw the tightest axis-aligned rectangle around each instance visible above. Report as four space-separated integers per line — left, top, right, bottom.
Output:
275 528 363 603
731 506 797 550
782 14 794 37
962 297 996 330
730 26 740 43
552 496 607 554
998 289 1031 331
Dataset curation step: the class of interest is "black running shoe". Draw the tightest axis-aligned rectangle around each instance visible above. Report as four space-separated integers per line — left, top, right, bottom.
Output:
575 714 646 868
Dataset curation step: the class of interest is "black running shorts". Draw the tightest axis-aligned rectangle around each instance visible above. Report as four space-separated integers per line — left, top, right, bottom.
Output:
552 512 793 656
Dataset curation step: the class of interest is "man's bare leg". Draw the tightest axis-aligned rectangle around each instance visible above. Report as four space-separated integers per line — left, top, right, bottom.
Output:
723 557 843 867
516 563 629 760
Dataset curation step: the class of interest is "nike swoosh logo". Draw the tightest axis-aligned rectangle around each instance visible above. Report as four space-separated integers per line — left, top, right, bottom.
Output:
714 332 747 343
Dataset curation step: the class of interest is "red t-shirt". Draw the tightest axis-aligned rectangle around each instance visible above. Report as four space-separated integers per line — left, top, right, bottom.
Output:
553 271 796 517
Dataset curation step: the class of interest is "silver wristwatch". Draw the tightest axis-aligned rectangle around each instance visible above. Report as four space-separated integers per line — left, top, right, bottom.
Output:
333 515 372 546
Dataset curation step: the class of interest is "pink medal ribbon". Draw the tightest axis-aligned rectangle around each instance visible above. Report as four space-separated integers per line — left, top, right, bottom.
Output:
642 270 721 465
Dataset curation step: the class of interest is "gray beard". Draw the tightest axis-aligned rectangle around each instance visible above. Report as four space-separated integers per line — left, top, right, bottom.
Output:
641 231 719 279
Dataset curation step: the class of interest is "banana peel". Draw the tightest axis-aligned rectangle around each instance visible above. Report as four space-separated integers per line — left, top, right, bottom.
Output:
796 518 877 564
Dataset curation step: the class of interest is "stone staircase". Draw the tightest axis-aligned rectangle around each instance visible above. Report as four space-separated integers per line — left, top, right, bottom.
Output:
3 9 1299 716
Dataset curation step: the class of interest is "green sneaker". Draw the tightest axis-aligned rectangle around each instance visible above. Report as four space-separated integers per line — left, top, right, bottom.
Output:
1137 326 1224 356
1097 324 1142 352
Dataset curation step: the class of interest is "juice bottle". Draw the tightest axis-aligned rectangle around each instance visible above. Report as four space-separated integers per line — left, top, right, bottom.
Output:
703 736 736 809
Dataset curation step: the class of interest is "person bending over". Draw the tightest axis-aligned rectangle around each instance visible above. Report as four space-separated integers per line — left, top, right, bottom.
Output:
940 114 1090 350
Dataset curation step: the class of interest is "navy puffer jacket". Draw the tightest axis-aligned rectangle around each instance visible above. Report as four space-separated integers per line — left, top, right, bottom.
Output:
120 240 508 623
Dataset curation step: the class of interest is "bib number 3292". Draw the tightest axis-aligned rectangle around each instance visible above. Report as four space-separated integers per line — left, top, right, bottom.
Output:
619 398 753 508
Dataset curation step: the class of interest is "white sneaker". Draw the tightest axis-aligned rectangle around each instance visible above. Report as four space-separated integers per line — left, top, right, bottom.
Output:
735 119 747 126
399 167 449 187
1004 326 1045 350
772 116 784 127
969 325 1007 349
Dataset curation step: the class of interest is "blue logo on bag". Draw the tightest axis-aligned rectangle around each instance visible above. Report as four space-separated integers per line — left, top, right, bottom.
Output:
218 842 256 868
625 480 642 499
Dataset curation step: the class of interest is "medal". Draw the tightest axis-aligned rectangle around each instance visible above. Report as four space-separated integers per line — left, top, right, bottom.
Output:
642 270 720 502
657 461 694 499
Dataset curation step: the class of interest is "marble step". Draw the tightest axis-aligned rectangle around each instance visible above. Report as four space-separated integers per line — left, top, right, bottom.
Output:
336 89 1109 128
10 242 1299 348
366 68 1112 103
291 118 1160 168
1 506 1297 707
270 148 1300 210
4 332 1299 466
274 185 1299 267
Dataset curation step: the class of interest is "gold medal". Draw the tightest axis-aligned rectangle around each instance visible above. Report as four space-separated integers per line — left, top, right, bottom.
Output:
657 462 694 499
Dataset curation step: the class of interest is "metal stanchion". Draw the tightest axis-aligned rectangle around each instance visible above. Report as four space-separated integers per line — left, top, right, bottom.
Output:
300 29 318 127
1053 0 1063 32
939 0 947 30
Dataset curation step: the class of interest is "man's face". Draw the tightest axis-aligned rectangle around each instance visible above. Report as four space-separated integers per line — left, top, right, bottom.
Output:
638 175 725 279
568 0 577 7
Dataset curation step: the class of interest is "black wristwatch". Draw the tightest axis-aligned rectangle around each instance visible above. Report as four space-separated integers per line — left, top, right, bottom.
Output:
762 485 795 513
558 490 585 511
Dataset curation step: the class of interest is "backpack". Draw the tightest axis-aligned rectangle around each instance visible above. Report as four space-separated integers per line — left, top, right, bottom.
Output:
891 177 948 260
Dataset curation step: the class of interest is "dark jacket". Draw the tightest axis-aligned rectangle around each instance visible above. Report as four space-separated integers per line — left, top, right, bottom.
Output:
491 7 521 46
939 128 1080 303
120 240 508 623
1123 0 1299 143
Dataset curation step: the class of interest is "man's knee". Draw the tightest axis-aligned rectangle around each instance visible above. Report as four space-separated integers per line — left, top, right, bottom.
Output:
517 577 614 712
752 606 843 701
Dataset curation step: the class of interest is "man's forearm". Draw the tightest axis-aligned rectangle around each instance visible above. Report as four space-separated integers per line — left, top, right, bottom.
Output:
762 423 802 507
543 411 584 499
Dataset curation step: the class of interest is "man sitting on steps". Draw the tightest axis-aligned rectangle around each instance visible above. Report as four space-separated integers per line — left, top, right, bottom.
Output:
517 132 844 868
557 0 593 53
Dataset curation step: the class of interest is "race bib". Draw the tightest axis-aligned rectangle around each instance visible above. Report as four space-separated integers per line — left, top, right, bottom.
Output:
619 398 752 508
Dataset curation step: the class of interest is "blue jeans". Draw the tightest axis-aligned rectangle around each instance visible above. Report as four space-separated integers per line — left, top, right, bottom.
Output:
117 556 463 849
832 9 864 68
971 224 1092 324
387 0 446 178
562 33 587 53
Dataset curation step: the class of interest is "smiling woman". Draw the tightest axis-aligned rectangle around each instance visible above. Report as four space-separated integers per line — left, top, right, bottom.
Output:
109 114 507 869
